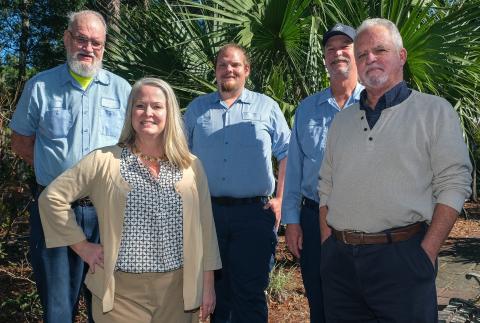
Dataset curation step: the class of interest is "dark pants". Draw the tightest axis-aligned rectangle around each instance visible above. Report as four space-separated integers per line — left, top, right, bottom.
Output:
299 204 325 323
210 200 277 323
320 228 438 323
30 191 99 323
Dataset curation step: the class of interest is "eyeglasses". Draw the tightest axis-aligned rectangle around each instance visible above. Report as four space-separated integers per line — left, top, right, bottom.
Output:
68 30 105 50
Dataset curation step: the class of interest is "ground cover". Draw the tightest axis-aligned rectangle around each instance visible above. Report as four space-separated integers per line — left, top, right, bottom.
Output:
0 203 479 322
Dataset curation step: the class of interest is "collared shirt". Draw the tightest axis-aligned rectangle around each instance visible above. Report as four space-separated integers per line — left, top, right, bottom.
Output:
359 81 412 129
10 63 131 186
281 84 364 224
184 88 290 197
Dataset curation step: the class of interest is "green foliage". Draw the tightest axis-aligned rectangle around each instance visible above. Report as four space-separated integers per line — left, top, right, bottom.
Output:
1 286 41 319
105 0 480 134
267 263 296 302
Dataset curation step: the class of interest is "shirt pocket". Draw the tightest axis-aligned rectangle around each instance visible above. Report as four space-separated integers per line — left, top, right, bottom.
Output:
42 108 73 138
193 111 220 147
99 98 124 137
239 111 267 148
300 119 326 159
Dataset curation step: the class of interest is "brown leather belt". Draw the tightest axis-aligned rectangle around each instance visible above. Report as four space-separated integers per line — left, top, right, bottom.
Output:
332 222 424 245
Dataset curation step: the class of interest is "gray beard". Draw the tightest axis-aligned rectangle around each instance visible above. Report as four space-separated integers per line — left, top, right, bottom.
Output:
67 53 102 78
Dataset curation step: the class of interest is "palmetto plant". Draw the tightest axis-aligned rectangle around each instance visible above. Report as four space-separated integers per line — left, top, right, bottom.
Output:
104 0 480 131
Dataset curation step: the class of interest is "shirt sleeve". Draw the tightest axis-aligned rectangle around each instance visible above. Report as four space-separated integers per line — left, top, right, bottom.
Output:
9 79 40 136
281 110 304 224
430 99 472 212
269 101 291 161
183 102 196 150
38 150 100 248
192 158 222 271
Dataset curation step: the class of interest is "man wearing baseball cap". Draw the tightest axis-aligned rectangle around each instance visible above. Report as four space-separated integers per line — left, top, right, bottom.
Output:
282 23 363 323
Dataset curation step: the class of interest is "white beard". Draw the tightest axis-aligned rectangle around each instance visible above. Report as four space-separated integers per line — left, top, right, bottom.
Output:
67 51 102 77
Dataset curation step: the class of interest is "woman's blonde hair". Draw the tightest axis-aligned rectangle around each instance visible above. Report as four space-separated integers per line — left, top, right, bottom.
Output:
118 77 192 169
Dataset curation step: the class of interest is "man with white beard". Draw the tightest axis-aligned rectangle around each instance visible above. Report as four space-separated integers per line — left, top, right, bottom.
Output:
10 10 130 323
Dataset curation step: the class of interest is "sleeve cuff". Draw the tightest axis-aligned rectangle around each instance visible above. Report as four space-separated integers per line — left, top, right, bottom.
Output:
436 190 470 213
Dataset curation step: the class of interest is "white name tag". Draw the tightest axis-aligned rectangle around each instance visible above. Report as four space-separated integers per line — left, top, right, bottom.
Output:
101 97 118 109
53 97 63 108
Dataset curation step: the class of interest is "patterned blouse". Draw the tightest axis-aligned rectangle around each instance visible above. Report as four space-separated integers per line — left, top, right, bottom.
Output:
116 147 183 273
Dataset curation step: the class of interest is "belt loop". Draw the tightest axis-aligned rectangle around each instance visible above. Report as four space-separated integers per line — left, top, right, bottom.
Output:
342 231 347 244
386 231 393 244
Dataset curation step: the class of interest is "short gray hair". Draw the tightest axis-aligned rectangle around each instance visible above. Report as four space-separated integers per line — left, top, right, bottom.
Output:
356 18 403 51
67 10 107 34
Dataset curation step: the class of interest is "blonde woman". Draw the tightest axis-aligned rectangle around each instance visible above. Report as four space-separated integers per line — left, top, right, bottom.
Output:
39 77 221 322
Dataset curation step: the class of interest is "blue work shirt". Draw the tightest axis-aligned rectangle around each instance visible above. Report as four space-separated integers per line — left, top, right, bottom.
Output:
10 64 131 186
281 84 363 224
184 88 290 197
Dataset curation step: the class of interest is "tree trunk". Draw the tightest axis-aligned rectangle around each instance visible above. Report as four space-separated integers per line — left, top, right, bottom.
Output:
17 0 30 88
99 0 121 32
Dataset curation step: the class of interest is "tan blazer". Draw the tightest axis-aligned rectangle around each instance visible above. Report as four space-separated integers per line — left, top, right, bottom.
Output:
39 145 221 313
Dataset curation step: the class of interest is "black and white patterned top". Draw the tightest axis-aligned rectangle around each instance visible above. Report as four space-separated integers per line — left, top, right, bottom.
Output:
116 147 183 273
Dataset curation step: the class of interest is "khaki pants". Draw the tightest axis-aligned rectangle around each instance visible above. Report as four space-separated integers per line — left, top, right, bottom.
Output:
93 269 198 323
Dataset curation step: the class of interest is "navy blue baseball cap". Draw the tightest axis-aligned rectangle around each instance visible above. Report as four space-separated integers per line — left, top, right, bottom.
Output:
322 23 356 46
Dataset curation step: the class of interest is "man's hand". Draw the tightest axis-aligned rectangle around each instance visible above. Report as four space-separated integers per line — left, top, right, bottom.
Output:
264 197 281 230
285 224 303 258
70 240 104 273
200 271 215 321
319 206 332 244
421 203 459 265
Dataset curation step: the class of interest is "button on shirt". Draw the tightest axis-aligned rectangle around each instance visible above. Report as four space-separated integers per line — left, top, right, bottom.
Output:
10 64 131 186
359 81 412 129
184 88 290 197
282 85 363 224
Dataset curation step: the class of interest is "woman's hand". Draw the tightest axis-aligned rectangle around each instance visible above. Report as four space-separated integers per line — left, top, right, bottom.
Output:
200 270 215 321
70 240 104 273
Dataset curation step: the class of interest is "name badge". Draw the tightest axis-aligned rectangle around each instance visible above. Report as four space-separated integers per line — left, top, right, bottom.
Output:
101 97 118 109
53 97 63 109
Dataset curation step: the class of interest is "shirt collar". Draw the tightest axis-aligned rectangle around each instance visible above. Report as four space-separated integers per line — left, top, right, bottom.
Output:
212 87 252 104
360 80 411 112
60 63 110 87
318 83 363 107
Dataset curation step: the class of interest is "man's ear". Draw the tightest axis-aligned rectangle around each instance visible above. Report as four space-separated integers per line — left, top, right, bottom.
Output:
399 47 407 66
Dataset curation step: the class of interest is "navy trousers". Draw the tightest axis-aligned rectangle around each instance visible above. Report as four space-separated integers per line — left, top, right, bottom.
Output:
30 191 99 323
299 204 325 323
210 200 277 323
320 228 438 323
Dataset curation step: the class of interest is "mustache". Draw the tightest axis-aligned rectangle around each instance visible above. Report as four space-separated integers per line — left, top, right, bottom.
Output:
331 57 350 64
366 64 384 72
75 51 95 58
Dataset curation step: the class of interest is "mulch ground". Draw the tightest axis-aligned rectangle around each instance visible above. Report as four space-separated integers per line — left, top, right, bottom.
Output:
1 202 480 322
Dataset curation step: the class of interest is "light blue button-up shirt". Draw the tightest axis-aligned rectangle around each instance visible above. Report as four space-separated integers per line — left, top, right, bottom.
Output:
184 88 290 197
10 64 131 186
281 85 363 224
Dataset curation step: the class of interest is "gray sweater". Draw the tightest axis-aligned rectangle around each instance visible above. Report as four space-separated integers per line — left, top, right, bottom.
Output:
318 90 472 232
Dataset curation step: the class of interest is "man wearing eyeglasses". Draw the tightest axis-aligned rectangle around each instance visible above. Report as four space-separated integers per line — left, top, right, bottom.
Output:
9 10 130 323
